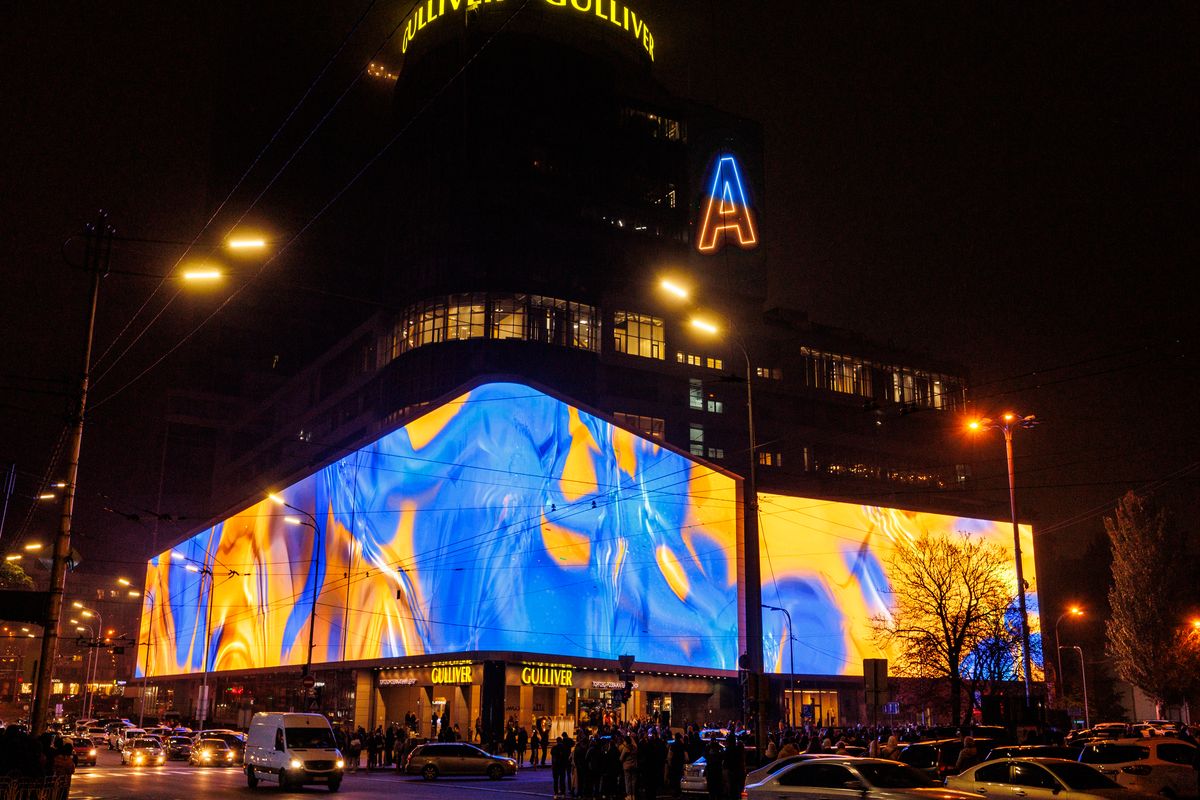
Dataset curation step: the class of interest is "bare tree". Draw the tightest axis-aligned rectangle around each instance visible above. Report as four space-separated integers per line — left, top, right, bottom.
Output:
1105 492 1199 715
870 532 1014 724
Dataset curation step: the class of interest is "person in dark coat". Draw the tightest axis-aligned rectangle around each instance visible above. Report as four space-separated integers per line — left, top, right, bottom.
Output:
666 731 687 797
703 737 725 800
552 733 573 799
517 726 529 766
573 735 591 799
723 731 746 800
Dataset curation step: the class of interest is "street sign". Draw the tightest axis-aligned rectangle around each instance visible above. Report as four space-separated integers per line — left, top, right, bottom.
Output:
302 674 316 690
883 701 900 715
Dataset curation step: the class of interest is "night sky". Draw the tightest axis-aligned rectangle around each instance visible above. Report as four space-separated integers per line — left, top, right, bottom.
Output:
2 2 1196 653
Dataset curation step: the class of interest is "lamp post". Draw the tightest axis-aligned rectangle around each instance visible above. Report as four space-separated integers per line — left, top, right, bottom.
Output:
71 603 103 720
1054 607 1083 704
1058 645 1089 729
968 413 1038 704
135 585 156 729
269 493 323 707
71 621 95 719
763 604 795 729
658 280 765 743
179 559 215 730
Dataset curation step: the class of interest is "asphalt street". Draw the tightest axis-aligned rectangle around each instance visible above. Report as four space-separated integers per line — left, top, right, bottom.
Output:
69 749 559 800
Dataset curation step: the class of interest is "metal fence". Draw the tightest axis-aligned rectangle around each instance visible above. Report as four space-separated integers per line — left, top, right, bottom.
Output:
0 777 70 800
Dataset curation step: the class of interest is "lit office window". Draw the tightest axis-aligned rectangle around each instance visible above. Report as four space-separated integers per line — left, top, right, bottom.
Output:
613 412 665 440
689 424 705 457
689 379 704 410
492 296 527 341
446 294 487 341
707 447 724 460
706 399 724 414
755 366 782 380
705 357 724 370
612 311 664 360
758 452 783 467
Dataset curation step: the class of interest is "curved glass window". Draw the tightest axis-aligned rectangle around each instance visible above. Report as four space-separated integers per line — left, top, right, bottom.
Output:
380 293 600 366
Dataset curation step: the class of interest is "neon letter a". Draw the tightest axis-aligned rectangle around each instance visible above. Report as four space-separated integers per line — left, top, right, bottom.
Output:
697 155 758 253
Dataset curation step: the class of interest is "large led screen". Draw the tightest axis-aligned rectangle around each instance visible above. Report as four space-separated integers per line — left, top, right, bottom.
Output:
758 494 1040 677
139 382 740 677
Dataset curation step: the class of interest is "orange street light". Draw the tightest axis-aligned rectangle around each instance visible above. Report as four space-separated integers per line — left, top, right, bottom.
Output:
24 543 42 552
659 279 689 300
116 578 131 586
227 237 266 250
181 268 222 282
690 318 719 335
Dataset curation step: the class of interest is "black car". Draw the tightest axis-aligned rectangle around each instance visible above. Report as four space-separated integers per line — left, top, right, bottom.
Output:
898 738 995 780
166 736 193 761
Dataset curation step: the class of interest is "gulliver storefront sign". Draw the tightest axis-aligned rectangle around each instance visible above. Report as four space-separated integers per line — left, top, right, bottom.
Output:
401 0 656 61
520 665 574 687
431 664 474 684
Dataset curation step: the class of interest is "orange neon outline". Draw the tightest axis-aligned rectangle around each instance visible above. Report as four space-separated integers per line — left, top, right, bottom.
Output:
697 155 759 253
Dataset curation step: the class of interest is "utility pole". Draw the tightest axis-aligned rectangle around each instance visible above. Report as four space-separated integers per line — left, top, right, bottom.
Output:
0 463 15 543
30 211 111 734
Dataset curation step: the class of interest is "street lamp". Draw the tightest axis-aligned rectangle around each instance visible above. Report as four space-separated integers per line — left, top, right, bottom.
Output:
968 412 1039 703
1054 606 1083 704
1057 645 1090 729
173 553 216 729
71 603 103 719
658 279 765 743
763 604 795 728
268 492 323 707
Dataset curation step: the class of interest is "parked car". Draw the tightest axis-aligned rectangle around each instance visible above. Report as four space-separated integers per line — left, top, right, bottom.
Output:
65 736 98 766
745 753 841 786
165 735 194 761
745 757 985 800
190 738 237 767
986 745 1084 761
403 742 517 780
948 757 1154 800
899 738 995 781
1078 738 1197 798
120 737 166 767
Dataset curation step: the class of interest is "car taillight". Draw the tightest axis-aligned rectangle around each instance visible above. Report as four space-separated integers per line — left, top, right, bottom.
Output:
1121 765 1152 776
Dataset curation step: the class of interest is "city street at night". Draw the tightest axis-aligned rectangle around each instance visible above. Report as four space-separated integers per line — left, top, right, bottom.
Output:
71 751 556 800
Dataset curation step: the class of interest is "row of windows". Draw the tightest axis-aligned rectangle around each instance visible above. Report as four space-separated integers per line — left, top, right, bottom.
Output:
677 352 724 370
380 294 601 364
612 311 664 359
799 347 963 410
612 412 664 440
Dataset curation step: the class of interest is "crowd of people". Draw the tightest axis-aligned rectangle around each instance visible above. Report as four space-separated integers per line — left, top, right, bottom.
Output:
0 726 76 795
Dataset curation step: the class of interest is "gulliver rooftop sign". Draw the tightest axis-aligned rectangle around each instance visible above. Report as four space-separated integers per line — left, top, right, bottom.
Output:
401 0 657 62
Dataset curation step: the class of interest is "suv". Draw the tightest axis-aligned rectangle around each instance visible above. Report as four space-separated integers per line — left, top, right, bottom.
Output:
1078 737 1197 798
898 738 995 780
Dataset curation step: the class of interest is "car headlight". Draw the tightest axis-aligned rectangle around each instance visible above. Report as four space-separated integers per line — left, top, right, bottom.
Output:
201 752 210 760
226 752 233 759
135 755 144 763
89 749 97 756
335 759 344 769
290 759 303 769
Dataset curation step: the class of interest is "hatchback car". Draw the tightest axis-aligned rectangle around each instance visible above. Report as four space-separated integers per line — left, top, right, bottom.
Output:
745 757 985 800
948 757 1154 800
403 742 517 780
66 736 98 766
1078 738 1197 798
190 738 237 767
121 737 166 767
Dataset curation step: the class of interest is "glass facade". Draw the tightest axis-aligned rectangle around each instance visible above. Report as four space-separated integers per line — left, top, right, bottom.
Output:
799 347 963 410
379 293 600 364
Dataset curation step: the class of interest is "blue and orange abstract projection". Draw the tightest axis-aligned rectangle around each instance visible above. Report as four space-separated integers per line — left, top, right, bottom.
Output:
757 494 1040 677
139 382 740 677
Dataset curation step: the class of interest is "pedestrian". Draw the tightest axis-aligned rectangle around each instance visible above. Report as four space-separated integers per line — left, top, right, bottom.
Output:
574 735 591 799
517 725 529 767
348 728 363 772
724 731 746 800
703 737 725 800
954 736 979 773
552 733 572 799
881 734 901 760
666 731 686 798
384 725 396 766
619 734 639 800
531 726 542 767
541 721 551 766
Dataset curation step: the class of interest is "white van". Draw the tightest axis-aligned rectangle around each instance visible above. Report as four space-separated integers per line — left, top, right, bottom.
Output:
244 712 344 792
